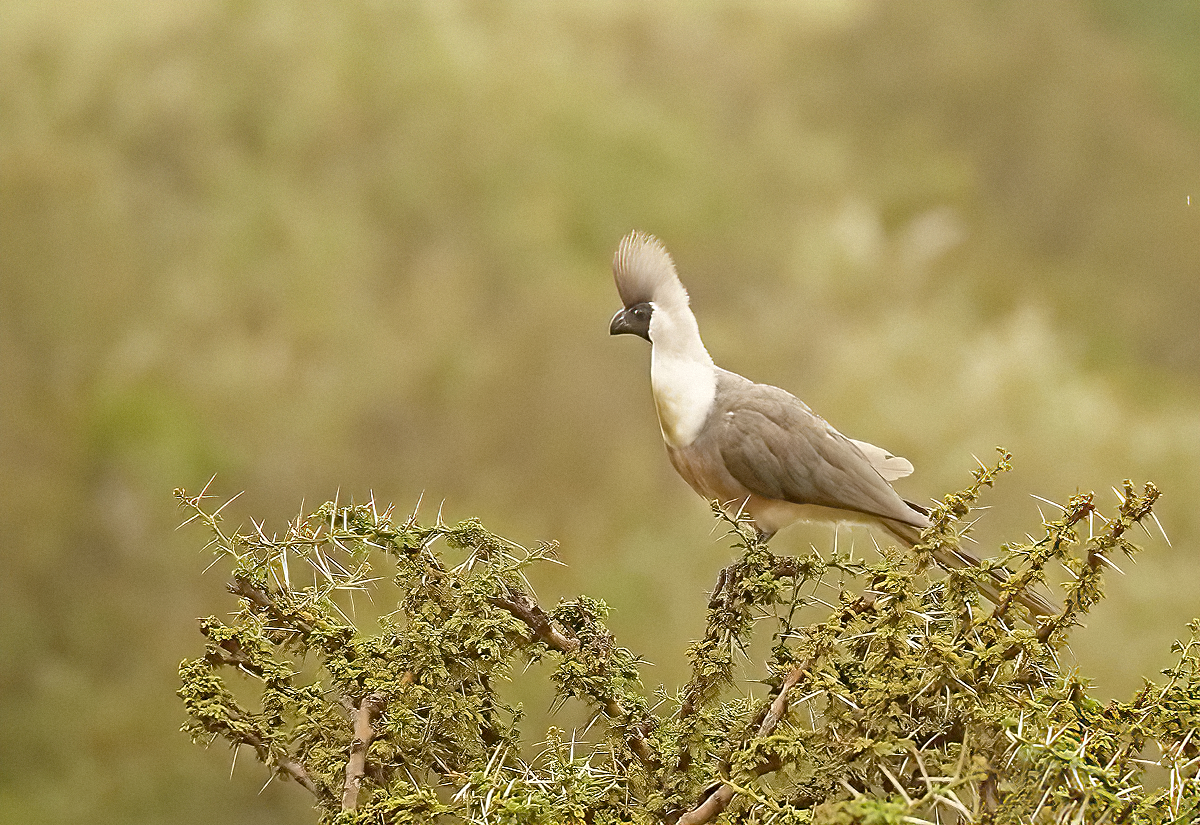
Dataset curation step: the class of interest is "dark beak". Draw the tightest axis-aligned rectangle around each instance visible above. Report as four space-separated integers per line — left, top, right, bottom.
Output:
609 309 632 335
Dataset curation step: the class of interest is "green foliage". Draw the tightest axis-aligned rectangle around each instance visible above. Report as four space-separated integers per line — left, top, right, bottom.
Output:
178 455 1196 823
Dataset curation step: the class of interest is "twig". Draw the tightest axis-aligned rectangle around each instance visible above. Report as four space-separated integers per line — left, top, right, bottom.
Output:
759 659 811 733
342 693 386 811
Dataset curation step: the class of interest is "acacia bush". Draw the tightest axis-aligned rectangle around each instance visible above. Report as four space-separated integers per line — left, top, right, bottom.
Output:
177 452 1197 824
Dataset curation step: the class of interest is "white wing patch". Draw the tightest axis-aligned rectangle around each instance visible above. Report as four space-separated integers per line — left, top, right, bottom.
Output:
848 438 914 482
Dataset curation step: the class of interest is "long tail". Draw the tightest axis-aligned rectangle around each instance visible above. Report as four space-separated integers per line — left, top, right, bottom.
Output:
881 520 1058 618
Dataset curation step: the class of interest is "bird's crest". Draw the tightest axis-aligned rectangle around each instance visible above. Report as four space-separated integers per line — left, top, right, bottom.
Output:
613 231 690 311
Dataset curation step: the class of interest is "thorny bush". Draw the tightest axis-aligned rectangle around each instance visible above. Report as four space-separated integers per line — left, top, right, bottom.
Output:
177 451 1199 824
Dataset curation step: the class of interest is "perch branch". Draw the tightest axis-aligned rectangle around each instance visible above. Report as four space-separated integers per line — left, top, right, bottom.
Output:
676 551 821 774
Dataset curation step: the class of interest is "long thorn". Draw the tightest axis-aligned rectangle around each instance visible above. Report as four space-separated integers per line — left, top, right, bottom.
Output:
212 490 245 518
1151 511 1172 547
1031 493 1068 512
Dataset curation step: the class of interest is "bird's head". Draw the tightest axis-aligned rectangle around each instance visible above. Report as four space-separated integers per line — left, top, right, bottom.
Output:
609 231 690 344
609 301 653 340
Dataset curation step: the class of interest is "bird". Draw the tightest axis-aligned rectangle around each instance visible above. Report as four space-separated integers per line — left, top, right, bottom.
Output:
608 230 1055 617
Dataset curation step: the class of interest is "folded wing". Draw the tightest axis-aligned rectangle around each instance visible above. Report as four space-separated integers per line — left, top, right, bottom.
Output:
708 371 928 529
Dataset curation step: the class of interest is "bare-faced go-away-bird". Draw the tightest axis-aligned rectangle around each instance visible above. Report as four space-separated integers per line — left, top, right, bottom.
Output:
608 230 1055 616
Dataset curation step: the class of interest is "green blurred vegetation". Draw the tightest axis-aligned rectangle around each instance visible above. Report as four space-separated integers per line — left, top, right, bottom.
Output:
0 1 1197 822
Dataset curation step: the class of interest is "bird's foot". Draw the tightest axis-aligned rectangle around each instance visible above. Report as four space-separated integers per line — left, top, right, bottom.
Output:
708 563 743 612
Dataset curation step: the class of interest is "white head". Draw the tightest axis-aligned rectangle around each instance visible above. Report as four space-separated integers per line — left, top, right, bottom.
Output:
609 231 699 348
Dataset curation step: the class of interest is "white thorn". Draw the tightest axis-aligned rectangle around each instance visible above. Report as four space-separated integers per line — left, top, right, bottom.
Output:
1031 494 1067 512
1151 511 1172 547
212 490 245 518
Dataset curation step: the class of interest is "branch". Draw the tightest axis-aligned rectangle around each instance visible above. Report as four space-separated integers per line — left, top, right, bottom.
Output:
342 693 386 811
489 589 580 654
676 661 812 825
229 575 317 636
677 551 826 772
234 723 320 797
489 587 662 772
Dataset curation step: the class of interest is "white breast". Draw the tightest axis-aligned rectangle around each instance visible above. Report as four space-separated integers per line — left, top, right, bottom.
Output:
650 354 716 448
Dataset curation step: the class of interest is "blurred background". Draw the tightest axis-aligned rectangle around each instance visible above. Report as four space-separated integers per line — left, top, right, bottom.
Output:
1 1 1198 821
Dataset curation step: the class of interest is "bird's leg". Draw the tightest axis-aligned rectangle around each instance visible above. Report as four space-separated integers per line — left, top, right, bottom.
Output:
708 565 738 611
708 529 772 611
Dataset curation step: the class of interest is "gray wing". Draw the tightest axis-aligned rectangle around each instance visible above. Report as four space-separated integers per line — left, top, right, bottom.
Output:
708 373 927 528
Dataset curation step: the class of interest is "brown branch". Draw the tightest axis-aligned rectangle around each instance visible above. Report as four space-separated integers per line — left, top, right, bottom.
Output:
229 575 317 636
198 619 267 677
342 692 386 811
488 590 580 654
489 587 662 772
276 754 320 796
676 660 813 825
231 722 320 797
759 661 810 734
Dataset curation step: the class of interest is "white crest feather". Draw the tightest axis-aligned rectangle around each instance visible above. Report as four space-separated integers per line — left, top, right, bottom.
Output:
612 231 690 311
